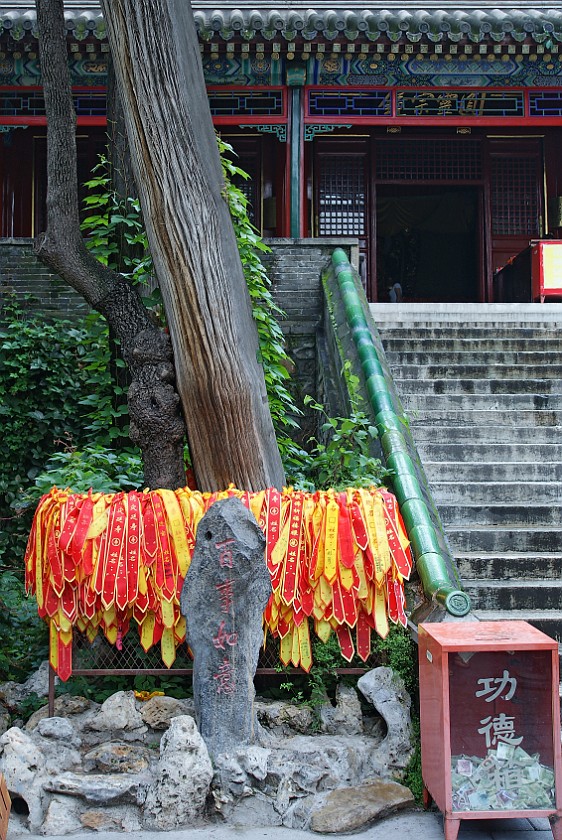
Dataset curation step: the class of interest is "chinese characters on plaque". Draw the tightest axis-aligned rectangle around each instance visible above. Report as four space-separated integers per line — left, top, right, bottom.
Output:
396 90 524 118
449 653 555 811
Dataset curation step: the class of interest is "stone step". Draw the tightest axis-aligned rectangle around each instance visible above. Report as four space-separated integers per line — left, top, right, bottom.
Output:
430 482 562 505
391 364 562 381
411 424 561 443
447 526 562 553
380 327 562 341
370 302 562 324
414 442 560 462
470 609 562 641
455 552 562 581
440 504 562 527
393 379 562 395
383 337 562 352
378 310 562 628
464 579 562 611
402 393 562 410
423 461 562 482
386 350 559 366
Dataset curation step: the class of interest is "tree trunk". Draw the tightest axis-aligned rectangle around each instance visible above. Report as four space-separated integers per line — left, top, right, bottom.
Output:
34 0 186 491
99 0 286 493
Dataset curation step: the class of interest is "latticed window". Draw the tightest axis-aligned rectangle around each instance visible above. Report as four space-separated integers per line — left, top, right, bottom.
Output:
375 138 482 181
231 154 259 227
490 155 540 236
317 155 366 236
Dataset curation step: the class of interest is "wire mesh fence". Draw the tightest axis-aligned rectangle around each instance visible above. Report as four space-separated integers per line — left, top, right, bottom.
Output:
68 630 378 675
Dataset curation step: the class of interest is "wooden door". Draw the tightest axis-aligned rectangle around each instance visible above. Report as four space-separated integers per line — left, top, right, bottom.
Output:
313 139 370 294
487 139 543 281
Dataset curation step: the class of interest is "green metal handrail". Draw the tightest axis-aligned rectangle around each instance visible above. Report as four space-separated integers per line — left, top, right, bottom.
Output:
331 248 470 617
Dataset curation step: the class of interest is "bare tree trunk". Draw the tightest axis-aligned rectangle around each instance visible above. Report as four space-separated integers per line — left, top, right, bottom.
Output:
34 0 186 491
99 0 286 493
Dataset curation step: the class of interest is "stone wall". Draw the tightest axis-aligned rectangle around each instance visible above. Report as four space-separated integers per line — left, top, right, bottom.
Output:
262 237 359 436
0 238 89 318
0 236 359 423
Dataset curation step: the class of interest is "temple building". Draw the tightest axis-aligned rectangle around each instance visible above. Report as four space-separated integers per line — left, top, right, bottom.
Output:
2 2 562 302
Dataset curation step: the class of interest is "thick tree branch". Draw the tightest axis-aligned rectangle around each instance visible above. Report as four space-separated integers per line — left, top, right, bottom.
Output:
34 0 187 491
100 0 286 492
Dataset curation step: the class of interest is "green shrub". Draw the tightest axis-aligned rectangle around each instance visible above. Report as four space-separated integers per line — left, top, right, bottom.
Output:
0 296 118 569
0 571 48 682
23 445 144 501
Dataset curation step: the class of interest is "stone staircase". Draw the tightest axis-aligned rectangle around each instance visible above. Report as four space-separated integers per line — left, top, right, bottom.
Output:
371 303 562 640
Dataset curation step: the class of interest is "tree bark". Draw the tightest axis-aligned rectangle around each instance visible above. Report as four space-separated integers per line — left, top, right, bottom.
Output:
99 0 286 493
34 0 186 491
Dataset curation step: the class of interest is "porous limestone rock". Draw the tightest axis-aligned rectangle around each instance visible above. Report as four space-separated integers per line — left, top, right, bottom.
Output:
229 791 283 827
309 780 415 833
255 699 315 737
86 691 145 736
80 806 143 833
282 795 318 831
139 695 194 730
357 666 413 772
0 706 10 737
238 745 270 781
39 795 83 836
32 716 82 775
213 754 252 801
43 771 149 804
36 716 77 743
0 726 46 786
82 742 153 774
0 666 414 835
0 726 47 829
0 661 51 711
142 715 213 830
26 695 96 731
319 684 363 736
211 732 392 827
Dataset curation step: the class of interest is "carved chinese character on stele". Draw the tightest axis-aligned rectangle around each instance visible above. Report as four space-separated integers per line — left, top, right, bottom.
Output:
180 497 270 759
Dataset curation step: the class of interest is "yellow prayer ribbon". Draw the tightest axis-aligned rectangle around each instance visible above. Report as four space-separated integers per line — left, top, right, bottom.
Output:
157 490 190 577
323 497 339 585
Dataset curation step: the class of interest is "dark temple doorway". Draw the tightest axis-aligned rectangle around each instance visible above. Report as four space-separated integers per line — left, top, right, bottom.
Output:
375 184 481 303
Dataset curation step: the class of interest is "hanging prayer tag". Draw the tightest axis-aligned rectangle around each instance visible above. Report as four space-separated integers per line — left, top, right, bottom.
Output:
25 483 411 673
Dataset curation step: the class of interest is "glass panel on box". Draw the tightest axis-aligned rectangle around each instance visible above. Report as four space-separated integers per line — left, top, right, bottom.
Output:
449 650 555 812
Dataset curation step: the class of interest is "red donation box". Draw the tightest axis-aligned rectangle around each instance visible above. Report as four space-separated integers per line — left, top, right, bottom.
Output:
531 240 562 301
419 621 562 840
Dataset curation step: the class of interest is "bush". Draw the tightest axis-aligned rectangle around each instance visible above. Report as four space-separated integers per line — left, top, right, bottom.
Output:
0 571 48 682
0 296 139 686
0 296 119 569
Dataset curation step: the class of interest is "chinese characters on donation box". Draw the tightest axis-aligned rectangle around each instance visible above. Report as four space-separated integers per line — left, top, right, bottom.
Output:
449 650 555 811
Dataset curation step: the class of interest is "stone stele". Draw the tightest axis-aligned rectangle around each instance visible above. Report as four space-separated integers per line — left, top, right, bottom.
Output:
180 496 271 759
